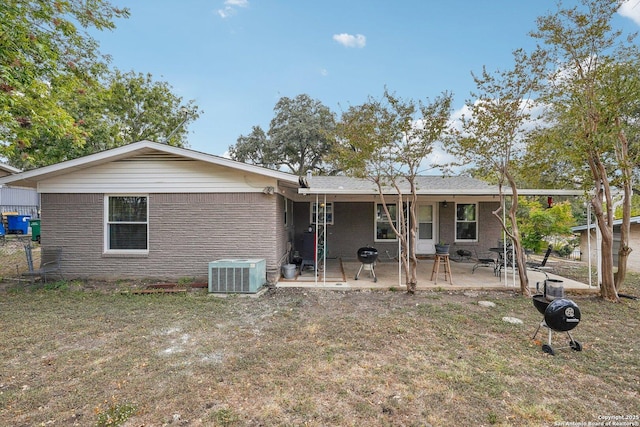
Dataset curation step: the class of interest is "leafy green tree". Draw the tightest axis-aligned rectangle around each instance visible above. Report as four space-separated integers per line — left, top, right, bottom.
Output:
444 49 542 296
229 94 336 175
92 70 199 148
0 0 129 165
228 126 278 169
5 70 200 169
518 199 576 252
530 0 640 301
333 89 452 294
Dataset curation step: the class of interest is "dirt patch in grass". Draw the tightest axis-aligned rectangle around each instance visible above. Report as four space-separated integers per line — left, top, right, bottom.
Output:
0 273 639 426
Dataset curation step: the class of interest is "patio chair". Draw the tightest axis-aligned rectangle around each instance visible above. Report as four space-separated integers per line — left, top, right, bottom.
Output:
451 248 472 262
494 245 516 277
527 245 553 270
472 249 497 274
22 243 64 283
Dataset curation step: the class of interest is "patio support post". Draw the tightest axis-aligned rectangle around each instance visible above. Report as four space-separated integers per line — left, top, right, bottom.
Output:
406 196 410 270
322 193 327 287
313 193 328 287
501 197 507 286
587 203 593 288
315 194 318 287
511 239 516 288
595 208 602 287
398 194 402 288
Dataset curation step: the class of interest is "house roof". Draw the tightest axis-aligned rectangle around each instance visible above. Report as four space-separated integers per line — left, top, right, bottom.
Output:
0 140 301 188
0 141 586 198
300 175 585 196
572 216 640 232
0 163 21 175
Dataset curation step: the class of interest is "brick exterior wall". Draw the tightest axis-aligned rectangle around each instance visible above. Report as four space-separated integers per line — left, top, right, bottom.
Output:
41 193 281 281
292 200 503 261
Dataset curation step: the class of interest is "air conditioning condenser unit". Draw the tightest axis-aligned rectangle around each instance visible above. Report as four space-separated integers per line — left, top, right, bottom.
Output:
208 258 266 293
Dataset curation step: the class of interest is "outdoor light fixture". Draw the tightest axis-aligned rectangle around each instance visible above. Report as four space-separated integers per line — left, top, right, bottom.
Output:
443 200 448 208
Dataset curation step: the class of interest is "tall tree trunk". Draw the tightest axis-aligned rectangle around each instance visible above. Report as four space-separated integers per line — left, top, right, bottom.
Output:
406 184 419 294
508 207 531 297
493 174 530 296
589 156 619 302
376 181 416 294
615 180 632 290
614 124 633 290
594 202 617 301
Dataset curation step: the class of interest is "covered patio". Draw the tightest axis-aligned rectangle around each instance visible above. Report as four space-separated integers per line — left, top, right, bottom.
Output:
286 175 589 293
277 255 594 293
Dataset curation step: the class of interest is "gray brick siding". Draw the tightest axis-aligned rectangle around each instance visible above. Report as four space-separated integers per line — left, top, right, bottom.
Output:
41 193 281 281
445 201 503 256
293 200 503 260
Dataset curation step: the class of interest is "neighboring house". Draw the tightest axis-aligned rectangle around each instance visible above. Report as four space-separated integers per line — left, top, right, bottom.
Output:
0 163 20 178
572 216 640 272
0 140 580 281
1 162 39 218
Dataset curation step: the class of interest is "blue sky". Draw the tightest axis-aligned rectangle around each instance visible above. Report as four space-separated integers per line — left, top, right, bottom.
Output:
93 0 640 157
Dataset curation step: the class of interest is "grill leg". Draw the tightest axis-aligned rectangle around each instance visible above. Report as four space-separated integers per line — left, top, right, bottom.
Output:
355 263 377 282
532 321 543 340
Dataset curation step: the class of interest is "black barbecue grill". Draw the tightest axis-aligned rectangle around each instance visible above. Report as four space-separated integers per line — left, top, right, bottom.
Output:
355 246 378 282
531 279 583 355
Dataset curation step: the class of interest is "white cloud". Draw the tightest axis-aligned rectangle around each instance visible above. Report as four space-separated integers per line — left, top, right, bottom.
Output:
217 0 249 19
320 68 328 76
217 8 232 18
618 1 640 25
332 33 366 48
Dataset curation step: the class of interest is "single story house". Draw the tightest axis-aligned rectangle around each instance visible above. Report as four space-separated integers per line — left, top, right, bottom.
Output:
0 141 581 281
572 216 640 273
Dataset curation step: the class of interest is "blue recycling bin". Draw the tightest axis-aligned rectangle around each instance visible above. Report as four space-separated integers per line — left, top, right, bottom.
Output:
7 215 31 234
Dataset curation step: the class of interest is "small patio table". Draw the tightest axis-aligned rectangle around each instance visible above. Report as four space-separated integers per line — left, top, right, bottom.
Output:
490 247 515 276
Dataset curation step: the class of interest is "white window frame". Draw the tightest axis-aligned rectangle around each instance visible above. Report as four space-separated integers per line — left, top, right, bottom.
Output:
375 203 398 242
104 195 149 254
310 202 333 225
455 202 478 242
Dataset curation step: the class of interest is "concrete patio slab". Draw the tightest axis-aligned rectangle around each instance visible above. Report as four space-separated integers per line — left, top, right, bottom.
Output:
277 257 596 293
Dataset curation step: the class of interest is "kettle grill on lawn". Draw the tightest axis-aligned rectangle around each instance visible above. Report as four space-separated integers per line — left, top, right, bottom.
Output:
532 279 583 355
355 246 378 282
